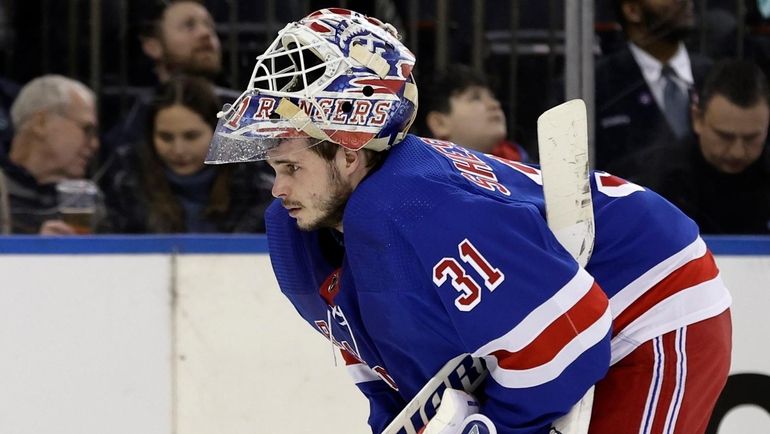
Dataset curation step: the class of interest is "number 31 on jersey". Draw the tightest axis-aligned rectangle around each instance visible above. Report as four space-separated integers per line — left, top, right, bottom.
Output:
432 239 505 312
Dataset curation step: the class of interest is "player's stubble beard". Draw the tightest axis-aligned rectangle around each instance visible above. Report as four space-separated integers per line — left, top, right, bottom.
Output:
297 162 352 232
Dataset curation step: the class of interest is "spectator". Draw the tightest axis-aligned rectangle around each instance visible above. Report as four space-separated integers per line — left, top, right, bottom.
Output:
418 64 528 161
0 75 105 235
138 0 222 83
108 75 273 233
642 59 770 234
594 0 712 180
99 0 239 199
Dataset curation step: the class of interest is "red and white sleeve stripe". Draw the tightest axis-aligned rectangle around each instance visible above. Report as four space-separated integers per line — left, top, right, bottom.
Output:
472 268 611 388
340 348 381 384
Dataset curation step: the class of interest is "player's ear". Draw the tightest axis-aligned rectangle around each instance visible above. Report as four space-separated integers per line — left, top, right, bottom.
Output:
426 111 452 139
337 147 363 173
141 36 163 61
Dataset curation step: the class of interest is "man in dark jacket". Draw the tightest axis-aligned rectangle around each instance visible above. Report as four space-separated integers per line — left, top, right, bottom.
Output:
0 75 105 234
641 59 770 234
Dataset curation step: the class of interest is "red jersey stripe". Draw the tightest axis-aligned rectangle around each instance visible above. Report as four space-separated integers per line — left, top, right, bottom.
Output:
612 251 719 338
493 282 609 370
340 348 362 366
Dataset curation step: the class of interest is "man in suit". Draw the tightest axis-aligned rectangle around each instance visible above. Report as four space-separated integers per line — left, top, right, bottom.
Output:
595 0 712 181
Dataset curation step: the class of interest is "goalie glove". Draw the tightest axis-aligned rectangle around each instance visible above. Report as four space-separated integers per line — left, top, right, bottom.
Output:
420 389 497 434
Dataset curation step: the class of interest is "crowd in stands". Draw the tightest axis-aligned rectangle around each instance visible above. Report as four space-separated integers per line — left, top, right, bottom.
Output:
1 0 274 235
596 0 770 234
106 75 273 233
1 0 769 235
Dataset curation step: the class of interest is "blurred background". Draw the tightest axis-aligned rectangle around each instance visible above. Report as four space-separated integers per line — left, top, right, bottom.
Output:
3 0 768 156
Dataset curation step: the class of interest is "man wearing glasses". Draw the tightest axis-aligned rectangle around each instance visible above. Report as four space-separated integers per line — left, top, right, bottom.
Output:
0 74 103 234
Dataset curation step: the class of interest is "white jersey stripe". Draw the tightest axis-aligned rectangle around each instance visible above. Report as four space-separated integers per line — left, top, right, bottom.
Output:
611 237 707 317
610 275 731 364
480 307 611 388
475 268 594 356
639 336 665 434
346 363 381 384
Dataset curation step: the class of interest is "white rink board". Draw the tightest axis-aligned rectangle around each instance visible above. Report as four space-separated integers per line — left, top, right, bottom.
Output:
717 256 770 374
709 256 770 434
0 241 767 434
0 255 173 434
174 254 369 434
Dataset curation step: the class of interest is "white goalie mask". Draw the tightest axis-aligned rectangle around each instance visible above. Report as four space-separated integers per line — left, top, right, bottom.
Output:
206 8 418 163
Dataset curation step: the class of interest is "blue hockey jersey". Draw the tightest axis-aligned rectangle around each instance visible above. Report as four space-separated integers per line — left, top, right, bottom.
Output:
266 134 731 433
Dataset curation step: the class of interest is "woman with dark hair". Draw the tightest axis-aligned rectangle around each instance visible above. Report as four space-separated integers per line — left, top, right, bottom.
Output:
109 75 274 233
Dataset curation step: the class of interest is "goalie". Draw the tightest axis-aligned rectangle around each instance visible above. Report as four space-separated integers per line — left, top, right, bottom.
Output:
205 8 732 434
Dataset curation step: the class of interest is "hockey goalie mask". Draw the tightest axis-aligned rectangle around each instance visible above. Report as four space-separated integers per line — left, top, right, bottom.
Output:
206 8 418 163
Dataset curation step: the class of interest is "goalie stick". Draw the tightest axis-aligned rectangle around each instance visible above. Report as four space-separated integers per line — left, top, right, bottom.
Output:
381 99 595 434
537 98 594 269
537 98 595 434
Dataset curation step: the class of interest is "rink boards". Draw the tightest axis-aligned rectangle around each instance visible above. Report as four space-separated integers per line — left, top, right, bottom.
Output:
0 235 767 434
